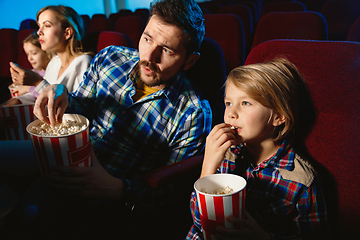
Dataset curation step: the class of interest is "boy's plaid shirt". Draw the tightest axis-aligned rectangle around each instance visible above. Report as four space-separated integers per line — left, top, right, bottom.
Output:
187 140 329 239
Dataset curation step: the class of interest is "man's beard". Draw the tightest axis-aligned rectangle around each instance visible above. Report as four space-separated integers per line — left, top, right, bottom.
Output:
136 60 163 87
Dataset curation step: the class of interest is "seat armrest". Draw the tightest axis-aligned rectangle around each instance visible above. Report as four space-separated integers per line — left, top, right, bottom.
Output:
142 155 204 189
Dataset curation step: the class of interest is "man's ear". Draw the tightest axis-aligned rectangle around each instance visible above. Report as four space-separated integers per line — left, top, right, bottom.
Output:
183 52 200 71
64 27 73 41
272 113 286 127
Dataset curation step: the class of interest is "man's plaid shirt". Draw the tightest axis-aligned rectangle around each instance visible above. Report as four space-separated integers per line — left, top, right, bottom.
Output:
66 46 212 206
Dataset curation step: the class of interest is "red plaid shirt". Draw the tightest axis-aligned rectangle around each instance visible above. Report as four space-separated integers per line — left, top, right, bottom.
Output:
186 140 330 239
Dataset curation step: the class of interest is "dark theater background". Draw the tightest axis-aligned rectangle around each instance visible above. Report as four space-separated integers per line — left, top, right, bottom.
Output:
1 0 360 239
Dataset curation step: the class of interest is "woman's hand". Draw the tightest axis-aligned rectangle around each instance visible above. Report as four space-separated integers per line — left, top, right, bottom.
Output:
9 62 43 86
200 123 236 177
215 211 271 240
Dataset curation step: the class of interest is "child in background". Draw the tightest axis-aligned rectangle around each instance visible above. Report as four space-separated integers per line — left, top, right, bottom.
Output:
23 32 50 77
5 5 93 106
13 32 51 97
187 58 330 239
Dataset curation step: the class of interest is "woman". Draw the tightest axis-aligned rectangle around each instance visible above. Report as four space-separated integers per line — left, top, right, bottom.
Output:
0 5 93 175
4 5 93 106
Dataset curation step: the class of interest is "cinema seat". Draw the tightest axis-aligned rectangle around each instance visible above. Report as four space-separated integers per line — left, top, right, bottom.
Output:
114 16 146 49
251 11 328 50
97 31 133 52
245 39 360 239
204 14 246 73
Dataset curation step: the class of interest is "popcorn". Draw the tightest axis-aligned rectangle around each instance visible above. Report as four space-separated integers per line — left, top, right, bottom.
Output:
205 186 234 195
28 119 87 136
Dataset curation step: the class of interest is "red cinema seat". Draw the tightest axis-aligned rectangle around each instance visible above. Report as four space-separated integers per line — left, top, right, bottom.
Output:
218 4 254 55
347 15 360 41
88 17 113 33
320 0 360 40
114 16 146 49
251 11 328 50
17 29 35 69
260 1 307 19
97 31 134 52
204 14 246 74
0 29 18 78
245 39 360 239
0 28 18 103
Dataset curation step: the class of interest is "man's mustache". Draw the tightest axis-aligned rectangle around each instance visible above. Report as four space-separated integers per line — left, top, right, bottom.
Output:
139 60 160 74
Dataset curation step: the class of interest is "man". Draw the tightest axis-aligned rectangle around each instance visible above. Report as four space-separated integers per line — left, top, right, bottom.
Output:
2 0 211 238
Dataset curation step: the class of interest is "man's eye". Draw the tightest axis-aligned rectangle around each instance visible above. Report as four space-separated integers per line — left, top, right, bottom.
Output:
144 37 151 43
163 48 173 55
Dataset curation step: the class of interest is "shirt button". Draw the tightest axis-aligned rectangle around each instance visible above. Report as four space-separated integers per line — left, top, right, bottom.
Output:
110 130 114 134
122 110 126 114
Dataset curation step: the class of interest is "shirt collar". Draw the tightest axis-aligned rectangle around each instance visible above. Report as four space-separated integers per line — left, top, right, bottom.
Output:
128 67 186 106
232 139 295 171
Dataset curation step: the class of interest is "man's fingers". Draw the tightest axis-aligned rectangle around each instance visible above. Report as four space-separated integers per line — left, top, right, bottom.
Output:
34 97 50 124
47 90 58 125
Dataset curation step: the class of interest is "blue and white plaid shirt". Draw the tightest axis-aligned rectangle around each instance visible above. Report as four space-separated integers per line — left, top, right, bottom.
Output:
66 46 212 206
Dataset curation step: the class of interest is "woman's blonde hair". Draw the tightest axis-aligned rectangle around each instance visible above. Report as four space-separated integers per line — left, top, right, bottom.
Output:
226 58 304 143
36 5 85 57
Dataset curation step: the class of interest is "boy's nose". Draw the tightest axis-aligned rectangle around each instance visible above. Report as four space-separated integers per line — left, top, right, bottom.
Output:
227 110 238 120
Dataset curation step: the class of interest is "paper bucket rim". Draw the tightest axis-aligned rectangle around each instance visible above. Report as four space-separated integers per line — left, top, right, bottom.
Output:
26 113 89 138
0 103 35 109
194 173 247 197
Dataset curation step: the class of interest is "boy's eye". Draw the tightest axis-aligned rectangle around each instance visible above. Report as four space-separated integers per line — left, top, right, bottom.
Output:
225 102 232 107
242 101 250 106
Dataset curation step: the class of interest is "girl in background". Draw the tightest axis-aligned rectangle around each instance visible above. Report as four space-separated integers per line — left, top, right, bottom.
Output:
12 32 51 96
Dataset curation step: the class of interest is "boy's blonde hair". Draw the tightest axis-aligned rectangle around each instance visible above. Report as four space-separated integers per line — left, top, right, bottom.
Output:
226 58 304 143
36 5 85 57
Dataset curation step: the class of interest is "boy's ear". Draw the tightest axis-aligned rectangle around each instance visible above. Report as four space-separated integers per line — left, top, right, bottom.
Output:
272 114 286 127
183 52 200 71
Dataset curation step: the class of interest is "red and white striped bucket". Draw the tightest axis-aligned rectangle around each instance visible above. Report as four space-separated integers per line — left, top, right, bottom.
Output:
194 174 246 240
0 104 36 140
8 84 19 98
26 114 91 176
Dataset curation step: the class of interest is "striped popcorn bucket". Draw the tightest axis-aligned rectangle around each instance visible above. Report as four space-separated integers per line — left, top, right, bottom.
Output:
8 84 19 98
194 174 247 240
26 114 91 176
0 104 36 140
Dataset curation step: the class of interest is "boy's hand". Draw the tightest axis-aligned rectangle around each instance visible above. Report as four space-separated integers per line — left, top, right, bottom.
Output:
200 123 236 177
215 211 271 240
